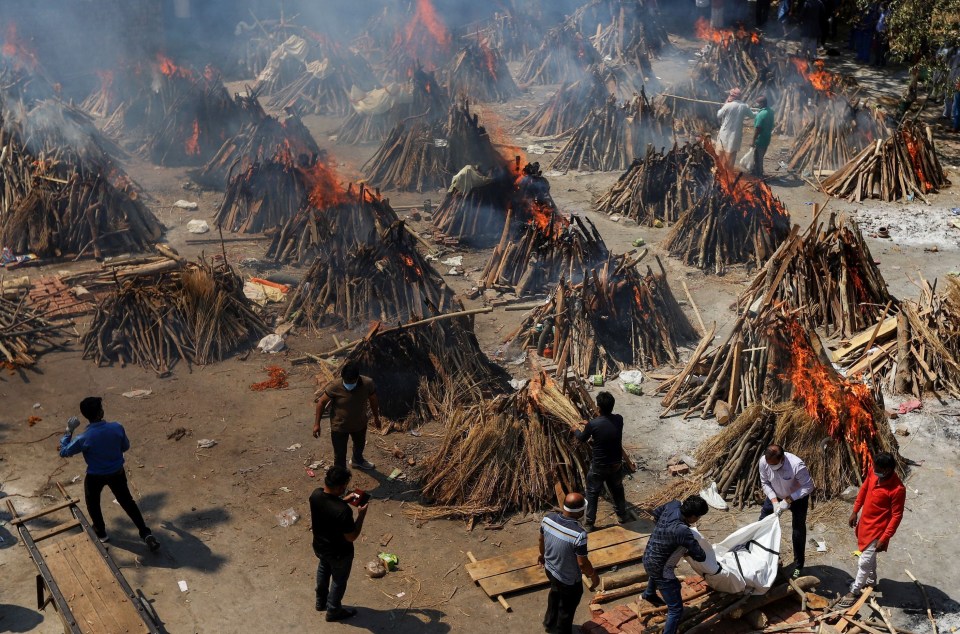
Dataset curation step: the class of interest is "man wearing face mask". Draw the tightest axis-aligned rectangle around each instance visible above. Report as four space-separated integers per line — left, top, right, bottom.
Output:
758 444 814 579
837 452 905 608
313 363 382 470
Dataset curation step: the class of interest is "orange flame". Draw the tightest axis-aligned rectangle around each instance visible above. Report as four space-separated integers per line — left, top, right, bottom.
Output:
396 0 451 69
2 24 39 71
400 253 424 277
791 57 837 94
705 139 789 224
479 40 498 78
156 53 193 79
694 17 761 48
184 119 201 156
302 159 349 209
779 319 877 472
903 130 933 192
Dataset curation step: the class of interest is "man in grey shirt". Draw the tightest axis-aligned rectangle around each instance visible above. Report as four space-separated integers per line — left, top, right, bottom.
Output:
538 492 600 633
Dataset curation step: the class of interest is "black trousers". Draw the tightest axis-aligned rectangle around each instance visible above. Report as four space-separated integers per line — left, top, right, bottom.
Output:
330 429 367 469
543 568 583 633
84 469 151 539
585 462 627 524
759 495 809 568
752 144 768 177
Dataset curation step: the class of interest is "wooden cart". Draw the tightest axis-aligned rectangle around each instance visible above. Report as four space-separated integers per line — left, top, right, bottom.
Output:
5 483 161 633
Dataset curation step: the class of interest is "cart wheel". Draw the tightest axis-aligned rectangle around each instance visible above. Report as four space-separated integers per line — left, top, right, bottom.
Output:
136 589 160 627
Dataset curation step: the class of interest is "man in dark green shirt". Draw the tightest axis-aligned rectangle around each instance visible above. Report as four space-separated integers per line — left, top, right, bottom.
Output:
752 96 775 178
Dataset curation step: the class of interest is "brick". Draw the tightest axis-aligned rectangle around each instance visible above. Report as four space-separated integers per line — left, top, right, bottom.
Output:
603 606 635 628
668 464 690 476
620 619 647 634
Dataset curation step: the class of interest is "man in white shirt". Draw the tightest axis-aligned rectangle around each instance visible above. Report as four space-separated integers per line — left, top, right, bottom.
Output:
758 444 814 579
715 88 755 168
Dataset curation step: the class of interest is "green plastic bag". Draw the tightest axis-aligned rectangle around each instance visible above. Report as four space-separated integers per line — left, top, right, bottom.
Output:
378 552 399 571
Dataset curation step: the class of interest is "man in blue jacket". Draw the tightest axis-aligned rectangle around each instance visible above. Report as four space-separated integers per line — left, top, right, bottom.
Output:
641 495 709 634
59 397 159 551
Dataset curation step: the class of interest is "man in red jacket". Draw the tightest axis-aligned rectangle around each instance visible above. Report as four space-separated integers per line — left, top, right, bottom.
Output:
838 452 905 607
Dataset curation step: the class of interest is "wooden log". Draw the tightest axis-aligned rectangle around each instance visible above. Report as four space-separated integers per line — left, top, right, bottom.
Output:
728 576 820 619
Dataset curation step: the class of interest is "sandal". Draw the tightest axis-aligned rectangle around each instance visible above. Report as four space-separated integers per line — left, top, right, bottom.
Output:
835 593 857 610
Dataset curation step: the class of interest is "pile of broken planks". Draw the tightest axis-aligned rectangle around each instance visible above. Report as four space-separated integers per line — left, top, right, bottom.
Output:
464 522 649 611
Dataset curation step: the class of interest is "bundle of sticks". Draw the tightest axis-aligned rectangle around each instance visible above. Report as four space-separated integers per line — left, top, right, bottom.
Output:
551 91 669 173
787 96 884 173
478 9 542 62
265 53 379 116
0 99 164 258
694 21 773 93
338 319 510 424
833 277 960 400
773 58 858 136
248 34 316 96
410 371 592 520
0 295 69 369
739 214 895 338
507 253 697 378
481 209 610 296
652 69 725 136
656 312 900 504
593 141 714 225
137 65 248 167
266 183 398 264
573 0 671 56
191 94 320 189
282 222 456 329
516 69 610 137
444 40 520 103
516 23 602 85
821 122 949 203
363 100 502 193
664 144 791 274
431 170 514 247
81 259 266 375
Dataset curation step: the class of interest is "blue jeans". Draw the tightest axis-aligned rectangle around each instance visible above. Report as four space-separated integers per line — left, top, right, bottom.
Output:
316 552 353 610
642 570 683 634
953 91 960 132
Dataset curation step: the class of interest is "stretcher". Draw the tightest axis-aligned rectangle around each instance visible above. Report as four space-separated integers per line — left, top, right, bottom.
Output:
5 482 161 633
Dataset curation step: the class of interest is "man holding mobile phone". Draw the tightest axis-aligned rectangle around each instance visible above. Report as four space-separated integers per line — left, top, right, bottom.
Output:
309 466 369 621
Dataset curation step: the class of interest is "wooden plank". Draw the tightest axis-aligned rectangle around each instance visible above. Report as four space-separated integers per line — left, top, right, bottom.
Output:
465 524 647 581
10 499 76 525
62 532 149 633
477 538 648 598
829 317 897 362
41 535 116 633
31 518 81 543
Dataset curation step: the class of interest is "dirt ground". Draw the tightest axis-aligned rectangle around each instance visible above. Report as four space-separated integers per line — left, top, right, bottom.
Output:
2 33 960 634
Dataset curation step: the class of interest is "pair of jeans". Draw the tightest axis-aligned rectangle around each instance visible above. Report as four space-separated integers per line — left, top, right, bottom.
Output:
543 568 583 633
585 462 627 525
752 144 768 178
759 495 809 568
316 552 353 610
953 91 960 132
83 469 151 539
642 570 684 634
330 429 367 469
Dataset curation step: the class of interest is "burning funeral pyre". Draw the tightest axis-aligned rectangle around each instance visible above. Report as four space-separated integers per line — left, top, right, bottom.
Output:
739 213 895 338
480 163 610 295
381 0 454 80
574 0 671 57
0 98 164 258
663 141 791 274
550 91 669 173
506 253 697 378
594 141 714 225
190 93 320 189
821 121 949 203
411 371 594 520
266 182 398 265
431 163 515 247
282 221 456 329
774 57 858 136
363 100 503 193
444 40 520 103
652 67 725 137
335 67 447 146
693 18 773 94
788 96 885 173
335 318 510 425
517 23 602 86
261 36 379 117
82 258 266 376
654 309 900 507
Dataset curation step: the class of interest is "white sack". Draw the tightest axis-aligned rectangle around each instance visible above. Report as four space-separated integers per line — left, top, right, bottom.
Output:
686 514 781 595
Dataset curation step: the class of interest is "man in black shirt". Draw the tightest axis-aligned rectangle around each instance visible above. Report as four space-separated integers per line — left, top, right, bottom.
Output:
309 466 368 622
575 391 628 529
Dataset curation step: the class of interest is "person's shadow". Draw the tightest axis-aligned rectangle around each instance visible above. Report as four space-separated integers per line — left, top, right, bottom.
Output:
0 604 45 632
337 607 451 633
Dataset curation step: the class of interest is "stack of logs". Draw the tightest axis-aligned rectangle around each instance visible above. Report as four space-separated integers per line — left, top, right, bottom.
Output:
516 23 601 85
363 100 502 193
282 222 456 329
517 69 610 137
594 141 714 225
445 40 520 103
431 169 513 247
0 294 69 369
821 121 949 202
694 20 773 93
507 253 697 378
739 213 894 338
788 96 884 173
0 99 164 258
191 94 320 189
664 142 790 274
82 258 266 376
651 68 725 136
265 50 379 116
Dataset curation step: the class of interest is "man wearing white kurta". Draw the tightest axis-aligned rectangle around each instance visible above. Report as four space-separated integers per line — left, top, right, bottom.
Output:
716 88 754 168
758 444 815 579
